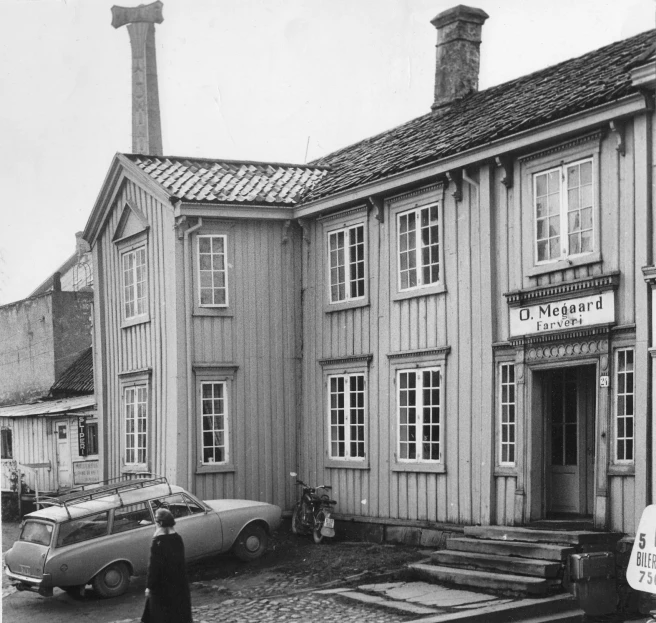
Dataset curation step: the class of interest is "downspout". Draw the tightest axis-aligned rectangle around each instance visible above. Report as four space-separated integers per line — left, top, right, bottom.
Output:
182 216 203 491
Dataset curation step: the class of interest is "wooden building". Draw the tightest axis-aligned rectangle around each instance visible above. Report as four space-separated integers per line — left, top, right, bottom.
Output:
86 6 655 534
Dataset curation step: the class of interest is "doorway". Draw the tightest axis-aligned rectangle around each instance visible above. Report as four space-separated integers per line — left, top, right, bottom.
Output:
55 421 72 489
539 365 596 517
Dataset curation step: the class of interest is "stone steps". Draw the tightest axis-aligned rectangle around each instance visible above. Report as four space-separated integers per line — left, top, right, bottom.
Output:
446 537 574 562
430 549 561 578
408 524 621 600
409 563 561 596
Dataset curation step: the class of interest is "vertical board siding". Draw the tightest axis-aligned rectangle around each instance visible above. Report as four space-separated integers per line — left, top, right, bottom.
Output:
300 179 494 526
99 181 175 482
192 220 299 509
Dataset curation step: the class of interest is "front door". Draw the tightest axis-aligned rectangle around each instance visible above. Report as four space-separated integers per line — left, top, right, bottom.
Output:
545 366 595 515
55 421 72 489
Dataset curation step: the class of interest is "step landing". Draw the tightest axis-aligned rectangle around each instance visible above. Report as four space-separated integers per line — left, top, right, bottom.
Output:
409 562 561 596
447 536 575 562
464 525 622 546
431 549 561 577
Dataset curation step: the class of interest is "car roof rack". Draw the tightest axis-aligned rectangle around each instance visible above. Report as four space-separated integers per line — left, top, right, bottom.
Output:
38 476 172 519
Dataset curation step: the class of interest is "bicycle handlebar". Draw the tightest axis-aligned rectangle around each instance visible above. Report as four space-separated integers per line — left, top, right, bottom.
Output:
295 480 332 491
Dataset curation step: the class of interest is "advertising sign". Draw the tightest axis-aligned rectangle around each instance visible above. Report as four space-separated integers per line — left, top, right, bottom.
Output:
627 505 656 593
509 291 615 337
73 460 99 485
78 416 87 457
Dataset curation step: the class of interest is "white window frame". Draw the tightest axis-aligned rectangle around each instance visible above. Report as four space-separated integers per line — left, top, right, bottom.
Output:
327 373 367 461
197 235 229 308
533 157 594 265
199 381 229 465
396 366 442 464
614 348 635 464
397 203 441 293
328 224 366 304
499 363 517 466
123 384 148 468
121 246 148 320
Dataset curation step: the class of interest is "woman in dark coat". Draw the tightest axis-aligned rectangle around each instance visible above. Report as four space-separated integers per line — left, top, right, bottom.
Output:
141 508 192 623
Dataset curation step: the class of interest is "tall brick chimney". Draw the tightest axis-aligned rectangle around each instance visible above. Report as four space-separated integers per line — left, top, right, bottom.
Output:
111 1 164 155
431 5 489 112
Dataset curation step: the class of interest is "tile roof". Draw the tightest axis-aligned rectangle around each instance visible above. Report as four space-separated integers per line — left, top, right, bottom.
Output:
125 155 329 206
305 29 655 202
50 347 94 397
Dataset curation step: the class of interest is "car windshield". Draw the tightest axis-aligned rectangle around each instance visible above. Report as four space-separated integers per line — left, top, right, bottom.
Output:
19 521 53 546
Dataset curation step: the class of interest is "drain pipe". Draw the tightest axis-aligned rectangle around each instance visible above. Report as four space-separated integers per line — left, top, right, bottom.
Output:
182 216 203 491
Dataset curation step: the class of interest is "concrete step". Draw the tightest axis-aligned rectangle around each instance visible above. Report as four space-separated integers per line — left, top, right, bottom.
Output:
408 562 560 596
430 549 562 578
403 595 582 623
464 525 622 546
447 537 575 562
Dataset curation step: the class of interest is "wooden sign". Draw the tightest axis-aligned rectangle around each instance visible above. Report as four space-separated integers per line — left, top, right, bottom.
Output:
73 460 99 485
509 291 615 337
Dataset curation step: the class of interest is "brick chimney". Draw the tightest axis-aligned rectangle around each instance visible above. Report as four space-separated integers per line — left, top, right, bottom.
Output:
431 5 489 112
112 1 164 155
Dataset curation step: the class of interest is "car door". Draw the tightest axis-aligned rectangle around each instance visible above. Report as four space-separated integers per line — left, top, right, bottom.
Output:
150 493 222 560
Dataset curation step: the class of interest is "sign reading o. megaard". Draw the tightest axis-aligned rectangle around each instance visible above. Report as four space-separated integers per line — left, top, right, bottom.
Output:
509 291 615 337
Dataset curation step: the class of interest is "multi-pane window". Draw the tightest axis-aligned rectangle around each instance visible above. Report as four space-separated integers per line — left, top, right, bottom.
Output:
398 205 440 291
616 348 635 462
86 422 99 456
201 382 228 464
534 158 593 263
499 363 516 465
122 247 147 319
198 235 228 307
125 385 147 465
328 374 366 460
397 368 441 462
329 225 365 303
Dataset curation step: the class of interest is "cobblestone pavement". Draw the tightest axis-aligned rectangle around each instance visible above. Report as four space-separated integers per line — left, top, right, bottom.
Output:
106 576 412 623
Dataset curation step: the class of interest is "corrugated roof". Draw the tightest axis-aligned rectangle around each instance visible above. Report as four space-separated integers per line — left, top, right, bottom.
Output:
50 347 94 397
0 395 95 418
125 156 329 206
304 29 655 201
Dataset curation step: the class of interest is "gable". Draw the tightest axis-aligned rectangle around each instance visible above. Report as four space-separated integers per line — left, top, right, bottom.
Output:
112 199 149 243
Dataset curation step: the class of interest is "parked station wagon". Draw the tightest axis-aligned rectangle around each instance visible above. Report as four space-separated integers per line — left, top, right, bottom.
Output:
4 477 282 598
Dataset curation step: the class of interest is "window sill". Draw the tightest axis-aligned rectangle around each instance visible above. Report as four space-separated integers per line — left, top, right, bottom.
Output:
494 466 518 477
121 465 150 474
608 463 635 476
326 460 370 470
324 298 370 314
527 252 601 278
122 315 151 329
393 283 446 302
392 462 446 474
196 463 235 474
193 307 234 318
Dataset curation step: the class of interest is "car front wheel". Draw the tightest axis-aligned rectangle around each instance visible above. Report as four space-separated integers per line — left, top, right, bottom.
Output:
233 524 268 561
92 562 130 598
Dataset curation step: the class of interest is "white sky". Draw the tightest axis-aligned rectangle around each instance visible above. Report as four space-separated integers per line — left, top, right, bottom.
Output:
0 0 654 305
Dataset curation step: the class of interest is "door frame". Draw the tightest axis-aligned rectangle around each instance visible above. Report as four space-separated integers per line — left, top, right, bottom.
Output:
542 366 596 516
525 358 603 524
